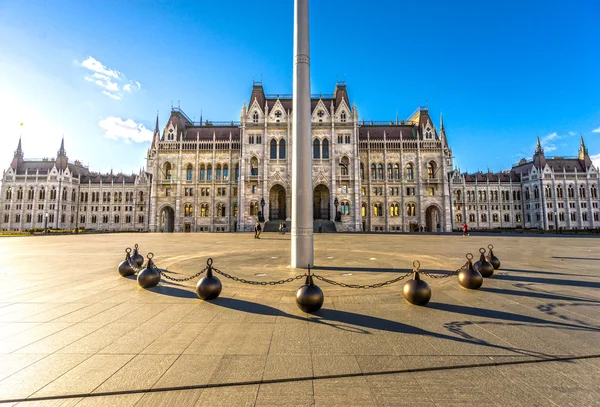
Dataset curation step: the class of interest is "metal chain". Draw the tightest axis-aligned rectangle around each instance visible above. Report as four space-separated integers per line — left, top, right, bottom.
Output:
417 261 468 279
212 267 306 285
156 265 207 282
312 271 413 289
127 256 141 272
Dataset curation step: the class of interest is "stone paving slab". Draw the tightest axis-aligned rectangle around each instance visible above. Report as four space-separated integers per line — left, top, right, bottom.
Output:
0 232 599 406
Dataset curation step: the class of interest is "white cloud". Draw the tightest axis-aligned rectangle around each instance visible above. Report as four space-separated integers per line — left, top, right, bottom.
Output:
568 131 576 136
102 91 122 100
545 145 557 152
98 117 153 143
79 56 140 100
591 154 600 170
592 127 600 133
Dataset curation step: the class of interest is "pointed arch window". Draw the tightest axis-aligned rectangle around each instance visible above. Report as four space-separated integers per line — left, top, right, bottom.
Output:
545 185 551 198
164 162 172 181
387 164 393 180
360 163 365 180
28 187 34 200
235 164 239 181
340 157 349 176
253 111 259 123
373 203 383 217
250 157 259 176
6 187 12 200
456 213 462 223
313 139 321 159
200 203 209 217
405 164 414 180
389 202 399 217
361 203 367 217
186 164 193 181
591 185 598 199
533 186 539 199
568 184 574 198
270 139 277 159
556 185 563 198
322 139 329 159
377 164 383 180
206 164 212 181
223 164 229 181
216 164 222 181
427 161 436 179
279 139 286 159
16 187 23 200
579 184 586 198
371 164 377 180
200 164 206 181
406 203 416 216
340 111 346 122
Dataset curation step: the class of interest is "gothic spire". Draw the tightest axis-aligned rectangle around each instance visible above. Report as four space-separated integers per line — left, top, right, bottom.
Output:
535 135 543 154
440 111 444 131
58 137 66 156
15 137 23 156
154 111 159 134
579 134 590 161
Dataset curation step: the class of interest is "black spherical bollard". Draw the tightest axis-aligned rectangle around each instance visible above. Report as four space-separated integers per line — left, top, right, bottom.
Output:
118 248 136 277
473 247 494 278
296 267 324 313
137 253 161 288
458 253 483 289
486 244 501 270
132 243 144 267
196 259 222 300
403 262 431 306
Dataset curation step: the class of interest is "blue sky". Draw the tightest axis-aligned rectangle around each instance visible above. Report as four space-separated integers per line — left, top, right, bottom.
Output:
1 0 599 174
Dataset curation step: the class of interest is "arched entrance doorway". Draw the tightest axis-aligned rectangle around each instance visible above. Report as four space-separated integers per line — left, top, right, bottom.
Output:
160 206 175 232
269 184 286 220
313 184 330 220
425 205 441 232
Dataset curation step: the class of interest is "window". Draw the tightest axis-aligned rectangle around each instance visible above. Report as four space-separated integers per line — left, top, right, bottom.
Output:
545 185 552 198
534 186 539 199
317 110 324 121
165 188 171 197
235 164 239 181
39 187 45 200
251 185 257 194
377 164 383 180
427 162 436 179
207 164 212 181
139 191 144 202
270 139 277 159
493 213 499 222
28 187 34 200
594 212 599 222
250 158 259 176
216 164 222 181
591 185 598 199
340 111 346 122
17 188 23 200
371 164 377 180
5 188 12 200
579 185 586 198
516 213 522 223
250 202 257 216
187 164 193 181
167 129 174 141
582 212 588 221
313 139 321 159
200 203 209 217
164 162 172 181
274 110 282 122
405 164 414 180
330 154 345 177
525 188 530 200
406 203 416 216
548 212 554 221
217 203 226 217
223 164 229 181
361 203 367 217
253 111 259 123
406 187 415 196
249 135 254 144
279 139 286 159
568 185 574 198
257 134 261 144
571 212 576 221
341 201 350 215
184 203 193 217
360 163 365 180
322 139 329 159
138 215 144 223
389 203 399 217
373 203 383 217
456 214 462 223
429 187 435 196
481 213 487 222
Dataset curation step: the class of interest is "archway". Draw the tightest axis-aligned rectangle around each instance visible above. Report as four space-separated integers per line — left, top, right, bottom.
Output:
269 184 286 220
425 205 441 232
313 184 330 220
160 206 175 232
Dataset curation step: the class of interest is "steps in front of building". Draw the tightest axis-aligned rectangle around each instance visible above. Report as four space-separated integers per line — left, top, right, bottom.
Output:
263 220 337 233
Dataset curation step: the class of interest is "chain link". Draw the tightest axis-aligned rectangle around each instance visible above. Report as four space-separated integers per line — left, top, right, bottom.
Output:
212 267 306 285
127 256 141 272
312 271 413 288
156 265 207 282
417 261 468 279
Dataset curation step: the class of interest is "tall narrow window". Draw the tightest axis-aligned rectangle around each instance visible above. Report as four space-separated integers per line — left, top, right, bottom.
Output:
253 111 259 123
340 111 346 122
279 139 286 159
187 164 193 181
235 164 239 181
377 164 383 180
360 163 365 180
322 139 329 159
216 164 222 181
313 139 321 159
207 164 212 181
164 162 172 181
270 139 277 159
223 164 229 181
371 164 377 180
406 164 414 180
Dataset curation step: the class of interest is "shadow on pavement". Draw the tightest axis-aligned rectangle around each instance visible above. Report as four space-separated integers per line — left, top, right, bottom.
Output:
481 286 600 304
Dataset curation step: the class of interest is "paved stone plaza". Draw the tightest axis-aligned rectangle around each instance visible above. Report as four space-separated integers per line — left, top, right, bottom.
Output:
0 232 599 406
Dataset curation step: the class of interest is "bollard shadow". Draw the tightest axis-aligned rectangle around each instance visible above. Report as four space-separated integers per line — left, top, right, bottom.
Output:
492 273 600 289
146 283 198 299
313 265 414 274
206 296 560 357
500 268 590 277
427 302 600 332
552 256 600 261
481 286 600 304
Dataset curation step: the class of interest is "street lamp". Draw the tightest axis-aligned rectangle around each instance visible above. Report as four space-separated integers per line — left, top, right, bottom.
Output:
555 211 558 234
333 197 339 222
44 212 48 234
259 197 265 222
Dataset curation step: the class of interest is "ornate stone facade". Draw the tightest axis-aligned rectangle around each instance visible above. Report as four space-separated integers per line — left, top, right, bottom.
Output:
0 138 151 232
4 82 596 233
146 82 453 233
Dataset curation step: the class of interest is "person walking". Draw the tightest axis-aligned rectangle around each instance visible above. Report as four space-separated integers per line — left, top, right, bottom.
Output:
462 223 469 236
279 222 284 234
254 221 262 239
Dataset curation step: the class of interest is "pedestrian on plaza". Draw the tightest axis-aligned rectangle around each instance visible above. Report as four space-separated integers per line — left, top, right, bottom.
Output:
462 223 469 236
414 222 419 232
318 222 323 233
254 221 262 239
436 223 441 233
281 222 286 235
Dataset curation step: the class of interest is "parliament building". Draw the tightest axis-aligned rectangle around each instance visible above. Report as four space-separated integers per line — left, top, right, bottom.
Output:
1 82 598 233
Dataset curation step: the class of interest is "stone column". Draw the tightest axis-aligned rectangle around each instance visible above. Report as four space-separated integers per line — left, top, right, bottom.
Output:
291 0 313 269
